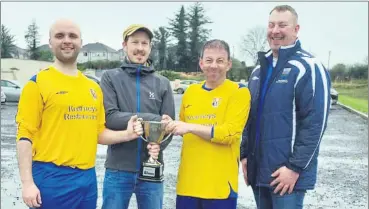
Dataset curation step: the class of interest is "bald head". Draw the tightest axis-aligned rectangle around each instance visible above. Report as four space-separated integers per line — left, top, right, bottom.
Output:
49 19 81 38
49 19 82 65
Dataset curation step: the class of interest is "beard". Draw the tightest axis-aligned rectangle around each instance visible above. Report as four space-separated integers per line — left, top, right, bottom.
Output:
133 50 145 57
54 49 79 64
128 50 148 64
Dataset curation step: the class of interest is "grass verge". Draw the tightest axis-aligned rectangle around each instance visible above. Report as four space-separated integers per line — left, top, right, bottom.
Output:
333 81 368 114
338 95 368 114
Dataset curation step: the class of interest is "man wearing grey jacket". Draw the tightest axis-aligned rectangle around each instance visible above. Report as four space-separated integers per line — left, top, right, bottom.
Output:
100 24 175 209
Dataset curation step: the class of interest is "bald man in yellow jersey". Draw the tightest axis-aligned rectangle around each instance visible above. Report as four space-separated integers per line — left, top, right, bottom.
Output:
165 39 251 209
15 19 143 209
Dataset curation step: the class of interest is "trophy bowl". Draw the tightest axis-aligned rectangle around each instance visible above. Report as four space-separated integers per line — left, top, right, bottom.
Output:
137 118 172 182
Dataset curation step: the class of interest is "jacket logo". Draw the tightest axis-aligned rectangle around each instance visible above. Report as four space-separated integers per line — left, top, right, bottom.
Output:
252 76 259 80
90 89 97 100
276 68 291 84
149 92 155 100
212 98 221 108
282 68 291 75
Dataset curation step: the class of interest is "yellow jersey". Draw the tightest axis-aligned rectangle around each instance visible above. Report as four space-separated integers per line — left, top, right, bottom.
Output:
176 79 251 199
16 66 105 169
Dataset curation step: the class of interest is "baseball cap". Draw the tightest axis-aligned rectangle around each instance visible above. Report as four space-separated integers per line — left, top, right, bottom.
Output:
123 24 153 41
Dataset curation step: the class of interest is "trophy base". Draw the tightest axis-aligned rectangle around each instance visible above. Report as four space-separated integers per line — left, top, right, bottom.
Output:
138 161 164 183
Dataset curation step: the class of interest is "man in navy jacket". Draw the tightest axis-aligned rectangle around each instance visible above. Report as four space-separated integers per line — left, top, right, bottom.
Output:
240 5 331 209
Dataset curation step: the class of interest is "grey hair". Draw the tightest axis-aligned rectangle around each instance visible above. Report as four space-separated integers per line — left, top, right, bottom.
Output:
200 39 231 60
270 5 299 24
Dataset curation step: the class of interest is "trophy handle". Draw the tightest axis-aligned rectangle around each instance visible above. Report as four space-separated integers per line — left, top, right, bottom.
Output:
136 117 172 143
161 132 173 143
137 118 148 142
140 135 148 142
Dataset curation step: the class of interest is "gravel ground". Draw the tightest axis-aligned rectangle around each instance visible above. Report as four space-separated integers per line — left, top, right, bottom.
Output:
1 95 367 209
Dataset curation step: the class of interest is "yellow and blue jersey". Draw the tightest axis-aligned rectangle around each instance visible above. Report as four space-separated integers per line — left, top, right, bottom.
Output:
16 66 105 169
176 79 251 199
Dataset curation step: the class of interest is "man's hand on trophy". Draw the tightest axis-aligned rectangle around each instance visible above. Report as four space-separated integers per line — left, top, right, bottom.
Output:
164 120 176 134
166 121 191 136
161 114 174 134
127 115 143 139
172 121 192 136
147 143 160 160
161 114 173 123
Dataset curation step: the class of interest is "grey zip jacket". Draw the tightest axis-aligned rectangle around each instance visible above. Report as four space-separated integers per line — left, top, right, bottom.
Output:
100 59 175 172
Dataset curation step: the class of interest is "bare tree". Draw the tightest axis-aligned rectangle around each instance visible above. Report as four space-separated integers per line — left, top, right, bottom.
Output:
241 26 268 66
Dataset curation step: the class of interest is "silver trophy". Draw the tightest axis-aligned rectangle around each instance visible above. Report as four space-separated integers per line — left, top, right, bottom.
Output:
137 118 172 182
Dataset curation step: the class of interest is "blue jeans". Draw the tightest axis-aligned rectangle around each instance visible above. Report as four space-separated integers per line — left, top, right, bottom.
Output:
252 186 306 209
102 169 163 209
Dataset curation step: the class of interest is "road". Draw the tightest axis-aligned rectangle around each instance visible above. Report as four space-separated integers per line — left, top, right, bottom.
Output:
1 94 368 209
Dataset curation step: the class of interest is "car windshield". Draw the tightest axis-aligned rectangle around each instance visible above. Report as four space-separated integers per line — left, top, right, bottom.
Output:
180 80 198 85
11 80 22 88
2 80 22 88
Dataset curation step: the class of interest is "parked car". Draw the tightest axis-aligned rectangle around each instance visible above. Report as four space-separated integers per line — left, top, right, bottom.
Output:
331 88 338 105
173 80 199 94
1 88 6 104
1 79 22 102
85 74 101 85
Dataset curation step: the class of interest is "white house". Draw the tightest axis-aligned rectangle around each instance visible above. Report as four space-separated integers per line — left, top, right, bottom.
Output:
77 42 120 63
117 49 126 60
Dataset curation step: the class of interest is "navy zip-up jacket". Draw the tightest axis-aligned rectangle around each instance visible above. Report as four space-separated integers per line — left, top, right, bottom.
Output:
240 39 331 190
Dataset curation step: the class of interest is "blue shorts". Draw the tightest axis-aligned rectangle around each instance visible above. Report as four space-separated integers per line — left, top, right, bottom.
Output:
176 195 237 209
31 161 97 209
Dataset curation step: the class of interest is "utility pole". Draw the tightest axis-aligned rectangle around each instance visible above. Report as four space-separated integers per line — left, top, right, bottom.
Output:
327 50 331 70
232 45 235 58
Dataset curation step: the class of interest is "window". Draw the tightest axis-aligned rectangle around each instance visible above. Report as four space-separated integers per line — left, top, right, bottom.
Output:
180 81 190 85
1 80 17 88
7 81 18 88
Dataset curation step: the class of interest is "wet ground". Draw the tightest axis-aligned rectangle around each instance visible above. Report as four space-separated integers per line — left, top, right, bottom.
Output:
1 95 368 209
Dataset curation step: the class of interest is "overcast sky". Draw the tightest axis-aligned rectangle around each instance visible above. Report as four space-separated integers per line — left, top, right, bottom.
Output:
2 2 368 67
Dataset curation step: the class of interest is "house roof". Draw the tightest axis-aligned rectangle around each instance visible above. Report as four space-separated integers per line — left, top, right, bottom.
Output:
80 42 117 53
117 48 126 54
14 46 28 54
13 45 51 55
37 44 51 52
13 42 121 55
